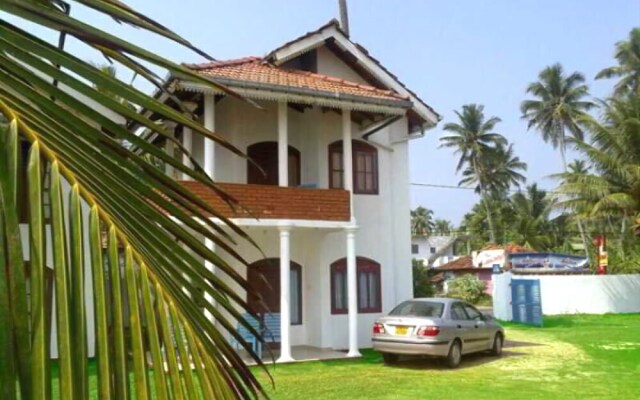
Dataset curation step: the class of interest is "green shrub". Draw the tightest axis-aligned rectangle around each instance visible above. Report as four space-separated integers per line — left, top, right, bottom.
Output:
412 258 436 298
447 274 486 304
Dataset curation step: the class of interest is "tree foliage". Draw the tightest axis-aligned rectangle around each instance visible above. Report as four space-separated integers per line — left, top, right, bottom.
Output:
447 274 486 304
412 258 435 298
0 1 266 399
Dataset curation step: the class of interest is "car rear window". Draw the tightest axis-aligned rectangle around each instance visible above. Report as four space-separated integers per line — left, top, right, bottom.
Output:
389 301 444 317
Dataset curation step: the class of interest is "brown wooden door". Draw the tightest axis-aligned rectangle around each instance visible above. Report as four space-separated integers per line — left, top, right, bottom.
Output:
247 259 281 315
247 258 302 348
247 142 301 186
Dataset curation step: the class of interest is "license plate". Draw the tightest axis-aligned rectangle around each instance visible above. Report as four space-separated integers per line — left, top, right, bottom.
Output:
395 326 409 335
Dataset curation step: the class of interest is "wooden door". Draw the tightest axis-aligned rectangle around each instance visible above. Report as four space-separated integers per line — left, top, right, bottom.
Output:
247 142 301 186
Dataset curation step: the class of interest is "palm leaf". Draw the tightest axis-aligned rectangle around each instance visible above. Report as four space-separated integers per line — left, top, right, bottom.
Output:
0 2 268 399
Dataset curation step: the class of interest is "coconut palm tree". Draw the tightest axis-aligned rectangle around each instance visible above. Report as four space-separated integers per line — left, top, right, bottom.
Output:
596 28 640 97
440 104 507 243
0 2 264 399
521 63 594 255
521 63 595 168
508 184 552 250
434 219 454 235
411 206 435 237
556 94 640 228
457 142 527 243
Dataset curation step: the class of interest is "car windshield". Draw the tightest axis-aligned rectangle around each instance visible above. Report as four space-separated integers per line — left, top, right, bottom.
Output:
389 301 444 318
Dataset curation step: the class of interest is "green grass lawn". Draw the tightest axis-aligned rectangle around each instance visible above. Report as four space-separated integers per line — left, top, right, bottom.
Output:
254 314 640 400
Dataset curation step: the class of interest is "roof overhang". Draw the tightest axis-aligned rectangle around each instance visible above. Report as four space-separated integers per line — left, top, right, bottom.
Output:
265 20 441 133
176 79 410 116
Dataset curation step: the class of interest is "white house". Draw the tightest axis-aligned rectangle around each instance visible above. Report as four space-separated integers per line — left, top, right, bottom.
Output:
153 20 440 361
412 235 459 267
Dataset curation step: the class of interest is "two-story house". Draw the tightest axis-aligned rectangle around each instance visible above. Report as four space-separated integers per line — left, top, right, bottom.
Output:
151 20 439 361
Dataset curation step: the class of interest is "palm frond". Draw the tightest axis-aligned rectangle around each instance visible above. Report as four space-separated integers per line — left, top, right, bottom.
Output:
0 2 268 399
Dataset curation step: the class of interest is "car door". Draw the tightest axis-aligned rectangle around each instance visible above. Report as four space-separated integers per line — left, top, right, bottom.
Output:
462 303 493 351
449 302 476 354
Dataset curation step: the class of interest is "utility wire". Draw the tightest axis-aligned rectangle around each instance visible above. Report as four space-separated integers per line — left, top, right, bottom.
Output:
410 182 529 194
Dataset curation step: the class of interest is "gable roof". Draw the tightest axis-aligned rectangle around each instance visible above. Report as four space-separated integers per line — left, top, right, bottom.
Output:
264 19 440 130
184 57 411 106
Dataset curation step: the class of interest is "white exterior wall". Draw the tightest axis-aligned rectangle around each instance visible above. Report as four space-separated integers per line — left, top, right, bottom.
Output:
198 96 414 350
316 47 369 85
519 274 640 315
493 273 640 319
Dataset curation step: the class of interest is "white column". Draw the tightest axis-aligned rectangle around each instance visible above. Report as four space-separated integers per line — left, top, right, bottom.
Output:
346 226 360 357
278 225 294 362
203 94 216 323
278 101 288 187
181 126 192 180
342 109 354 221
204 94 216 180
164 121 177 178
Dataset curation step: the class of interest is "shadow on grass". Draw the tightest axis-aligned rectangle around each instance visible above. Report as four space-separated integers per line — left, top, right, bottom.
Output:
385 349 529 371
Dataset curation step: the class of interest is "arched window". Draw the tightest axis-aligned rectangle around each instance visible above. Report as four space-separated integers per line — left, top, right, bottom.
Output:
328 140 378 194
330 257 381 314
247 142 301 186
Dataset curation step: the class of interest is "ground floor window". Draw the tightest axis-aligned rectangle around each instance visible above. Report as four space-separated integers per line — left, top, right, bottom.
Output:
330 257 382 314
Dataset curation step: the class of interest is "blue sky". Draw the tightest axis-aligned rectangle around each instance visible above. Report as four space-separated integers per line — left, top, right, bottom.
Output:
6 1 639 224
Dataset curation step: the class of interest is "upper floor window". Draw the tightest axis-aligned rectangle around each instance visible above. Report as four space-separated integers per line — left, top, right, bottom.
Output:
328 140 378 195
430 247 437 254
411 244 419 254
330 257 382 314
247 142 300 186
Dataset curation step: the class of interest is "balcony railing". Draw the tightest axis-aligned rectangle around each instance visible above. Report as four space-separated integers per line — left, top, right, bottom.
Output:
178 181 350 222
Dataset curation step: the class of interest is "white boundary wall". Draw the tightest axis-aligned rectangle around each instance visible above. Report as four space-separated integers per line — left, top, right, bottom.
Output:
493 273 640 319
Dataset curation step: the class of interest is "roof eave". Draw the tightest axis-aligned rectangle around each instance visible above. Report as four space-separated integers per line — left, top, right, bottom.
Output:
265 22 441 128
177 78 412 114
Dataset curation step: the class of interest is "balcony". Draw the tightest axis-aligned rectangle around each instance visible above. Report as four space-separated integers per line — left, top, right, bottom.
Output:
179 181 350 222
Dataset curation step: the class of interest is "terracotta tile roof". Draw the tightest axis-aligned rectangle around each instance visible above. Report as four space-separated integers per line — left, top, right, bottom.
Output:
184 57 409 102
436 256 482 271
177 181 350 221
481 243 534 253
265 19 441 121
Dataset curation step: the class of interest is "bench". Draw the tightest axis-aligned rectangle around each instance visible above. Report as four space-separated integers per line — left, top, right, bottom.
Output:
231 313 262 358
262 313 281 345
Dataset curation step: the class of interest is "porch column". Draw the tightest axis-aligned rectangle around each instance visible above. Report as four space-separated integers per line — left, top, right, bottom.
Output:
346 226 361 357
278 101 288 187
277 225 294 362
181 126 192 180
342 109 354 221
203 94 216 323
164 121 177 178
204 93 216 179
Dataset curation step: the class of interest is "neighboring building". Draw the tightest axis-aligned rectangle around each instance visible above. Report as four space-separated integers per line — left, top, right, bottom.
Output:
473 243 534 271
411 235 460 267
432 256 493 295
152 20 440 361
433 244 535 296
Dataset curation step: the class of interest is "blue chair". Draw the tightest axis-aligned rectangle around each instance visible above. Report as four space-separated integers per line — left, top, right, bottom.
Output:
262 313 281 345
232 313 263 358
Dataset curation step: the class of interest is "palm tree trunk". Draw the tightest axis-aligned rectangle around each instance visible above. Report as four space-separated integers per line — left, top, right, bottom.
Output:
482 193 497 244
560 130 590 259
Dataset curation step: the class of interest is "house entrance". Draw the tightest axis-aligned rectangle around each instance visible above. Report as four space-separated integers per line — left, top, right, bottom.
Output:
247 258 302 346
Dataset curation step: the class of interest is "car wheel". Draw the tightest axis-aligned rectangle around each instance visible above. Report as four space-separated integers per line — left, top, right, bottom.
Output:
491 333 503 357
382 353 399 364
446 340 462 369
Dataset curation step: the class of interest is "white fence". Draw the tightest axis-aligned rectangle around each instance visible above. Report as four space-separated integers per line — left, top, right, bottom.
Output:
493 273 640 320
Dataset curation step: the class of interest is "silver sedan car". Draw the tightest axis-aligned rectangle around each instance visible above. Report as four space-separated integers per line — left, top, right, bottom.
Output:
372 297 504 368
